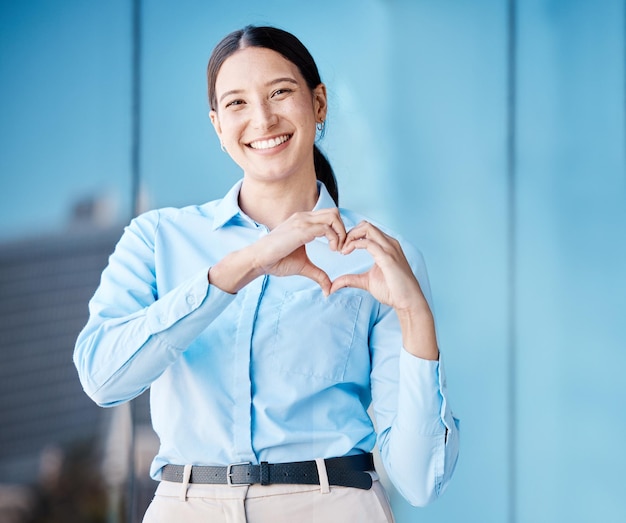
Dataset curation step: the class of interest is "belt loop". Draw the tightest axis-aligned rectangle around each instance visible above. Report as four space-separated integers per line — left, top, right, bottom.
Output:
260 461 270 485
179 464 192 501
315 458 330 494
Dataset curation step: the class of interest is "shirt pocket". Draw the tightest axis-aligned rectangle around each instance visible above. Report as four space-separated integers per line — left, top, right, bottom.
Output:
270 289 362 382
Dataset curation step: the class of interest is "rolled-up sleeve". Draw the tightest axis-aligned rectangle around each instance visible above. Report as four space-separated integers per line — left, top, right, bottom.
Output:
370 241 460 506
381 352 460 506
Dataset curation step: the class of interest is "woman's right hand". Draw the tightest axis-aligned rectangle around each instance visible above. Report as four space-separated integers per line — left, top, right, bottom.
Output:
208 208 347 296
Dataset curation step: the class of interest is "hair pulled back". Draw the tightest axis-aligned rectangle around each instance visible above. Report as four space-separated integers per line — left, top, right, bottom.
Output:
207 25 338 205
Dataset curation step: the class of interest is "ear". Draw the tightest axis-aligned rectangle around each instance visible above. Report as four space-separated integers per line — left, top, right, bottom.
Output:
313 83 327 123
209 109 222 138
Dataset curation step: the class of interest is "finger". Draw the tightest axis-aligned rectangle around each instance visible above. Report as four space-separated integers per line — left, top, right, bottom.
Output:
322 224 342 252
290 209 347 251
342 221 372 254
329 272 369 295
344 221 393 248
344 219 375 238
344 228 403 264
299 260 332 297
310 208 346 240
321 210 347 251
295 219 341 251
341 237 388 261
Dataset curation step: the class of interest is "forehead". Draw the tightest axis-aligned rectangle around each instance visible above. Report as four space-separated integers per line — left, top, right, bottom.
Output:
215 47 303 92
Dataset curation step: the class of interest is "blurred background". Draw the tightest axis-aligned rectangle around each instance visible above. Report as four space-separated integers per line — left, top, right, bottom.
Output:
1 0 625 522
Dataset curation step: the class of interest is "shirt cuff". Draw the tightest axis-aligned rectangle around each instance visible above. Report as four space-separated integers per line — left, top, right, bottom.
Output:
145 268 236 349
397 349 446 436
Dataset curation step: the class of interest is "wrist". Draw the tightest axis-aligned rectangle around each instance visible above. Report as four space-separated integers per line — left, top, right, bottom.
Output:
395 301 433 324
396 306 439 361
209 247 264 294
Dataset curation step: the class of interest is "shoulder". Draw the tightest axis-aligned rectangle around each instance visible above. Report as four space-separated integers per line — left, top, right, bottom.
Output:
116 199 222 250
131 198 222 228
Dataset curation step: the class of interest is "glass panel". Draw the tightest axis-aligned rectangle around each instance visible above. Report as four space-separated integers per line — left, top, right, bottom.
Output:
517 1 626 521
0 1 132 522
385 2 509 521
0 0 132 240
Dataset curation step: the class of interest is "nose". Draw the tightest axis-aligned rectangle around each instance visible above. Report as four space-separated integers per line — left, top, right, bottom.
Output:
251 100 278 130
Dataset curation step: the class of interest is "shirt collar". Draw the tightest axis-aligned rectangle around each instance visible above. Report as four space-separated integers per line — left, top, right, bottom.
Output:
312 180 337 212
211 179 339 231
211 179 245 230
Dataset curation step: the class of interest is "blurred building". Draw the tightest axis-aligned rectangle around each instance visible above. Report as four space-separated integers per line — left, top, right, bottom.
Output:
0 227 118 483
0 214 157 522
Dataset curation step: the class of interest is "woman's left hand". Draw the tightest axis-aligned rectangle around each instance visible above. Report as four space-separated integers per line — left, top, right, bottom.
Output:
329 221 423 310
329 221 439 360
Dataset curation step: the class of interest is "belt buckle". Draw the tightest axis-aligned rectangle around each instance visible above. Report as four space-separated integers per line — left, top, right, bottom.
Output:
226 462 251 486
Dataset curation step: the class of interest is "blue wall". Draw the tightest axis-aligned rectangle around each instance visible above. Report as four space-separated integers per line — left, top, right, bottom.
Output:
1 1 625 521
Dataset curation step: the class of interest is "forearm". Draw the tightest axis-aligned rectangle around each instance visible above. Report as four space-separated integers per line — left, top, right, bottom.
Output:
208 244 264 294
396 305 439 361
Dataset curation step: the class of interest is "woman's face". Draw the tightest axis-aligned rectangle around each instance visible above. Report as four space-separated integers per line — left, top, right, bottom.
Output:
210 46 327 184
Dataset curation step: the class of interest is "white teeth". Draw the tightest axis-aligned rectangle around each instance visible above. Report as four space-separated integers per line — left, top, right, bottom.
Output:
249 135 290 150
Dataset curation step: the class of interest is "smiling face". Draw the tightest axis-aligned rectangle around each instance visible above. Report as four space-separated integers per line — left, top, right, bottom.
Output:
210 46 327 185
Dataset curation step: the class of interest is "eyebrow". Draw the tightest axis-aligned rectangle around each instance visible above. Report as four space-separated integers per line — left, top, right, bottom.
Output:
218 77 299 104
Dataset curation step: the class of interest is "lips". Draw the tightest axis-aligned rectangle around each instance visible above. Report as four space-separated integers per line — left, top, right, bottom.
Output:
247 134 292 150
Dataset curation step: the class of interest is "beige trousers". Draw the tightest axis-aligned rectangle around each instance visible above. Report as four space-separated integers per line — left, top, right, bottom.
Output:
142 473 395 523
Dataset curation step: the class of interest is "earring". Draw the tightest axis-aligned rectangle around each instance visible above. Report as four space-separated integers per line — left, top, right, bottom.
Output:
316 120 325 132
221 142 227 153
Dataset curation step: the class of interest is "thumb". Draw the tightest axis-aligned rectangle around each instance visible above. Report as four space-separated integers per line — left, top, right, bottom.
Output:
329 272 369 295
299 260 332 296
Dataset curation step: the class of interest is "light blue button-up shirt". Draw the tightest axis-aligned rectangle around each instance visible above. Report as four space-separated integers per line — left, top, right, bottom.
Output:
74 180 459 506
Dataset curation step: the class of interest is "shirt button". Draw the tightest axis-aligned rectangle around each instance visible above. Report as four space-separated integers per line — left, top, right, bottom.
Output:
186 295 196 306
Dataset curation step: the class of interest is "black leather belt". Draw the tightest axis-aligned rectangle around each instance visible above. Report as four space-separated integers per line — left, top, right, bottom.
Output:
161 453 374 490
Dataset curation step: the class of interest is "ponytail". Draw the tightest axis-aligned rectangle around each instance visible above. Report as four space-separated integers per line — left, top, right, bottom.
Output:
313 145 339 206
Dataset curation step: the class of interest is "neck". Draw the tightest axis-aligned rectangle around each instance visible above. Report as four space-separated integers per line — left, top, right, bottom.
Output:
238 175 319 230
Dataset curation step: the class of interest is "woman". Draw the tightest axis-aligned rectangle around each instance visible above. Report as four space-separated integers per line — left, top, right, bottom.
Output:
74 25 459 522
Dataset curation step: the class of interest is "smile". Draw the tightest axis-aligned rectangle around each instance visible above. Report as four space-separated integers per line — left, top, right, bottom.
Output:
247 134 292 150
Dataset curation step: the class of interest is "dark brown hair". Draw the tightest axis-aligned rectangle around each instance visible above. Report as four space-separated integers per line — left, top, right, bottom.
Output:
207 25 339 205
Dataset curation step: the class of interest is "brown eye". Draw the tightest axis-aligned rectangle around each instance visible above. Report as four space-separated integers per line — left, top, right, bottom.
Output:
272 88 293 98
225 99 244 108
